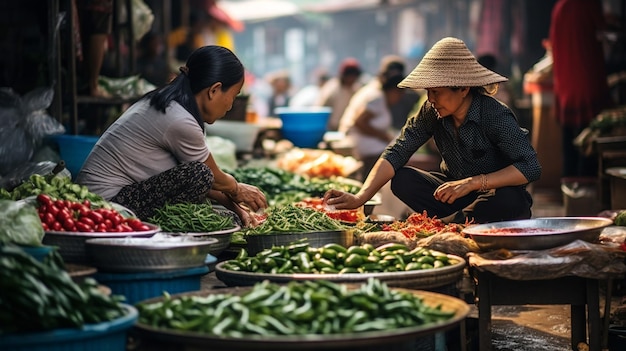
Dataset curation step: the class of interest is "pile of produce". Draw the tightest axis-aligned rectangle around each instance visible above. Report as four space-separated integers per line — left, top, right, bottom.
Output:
35 194 151 233
222 241 459 274
229 166 360 207
275 148 361 177
0 174 107 207
381 211 468 239
0 245 126 333
239 204 351 236
149 202 235 233
294 197 364 223
137 278 456 336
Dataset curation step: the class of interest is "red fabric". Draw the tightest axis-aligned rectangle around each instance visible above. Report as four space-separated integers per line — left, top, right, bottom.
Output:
549 0 611 128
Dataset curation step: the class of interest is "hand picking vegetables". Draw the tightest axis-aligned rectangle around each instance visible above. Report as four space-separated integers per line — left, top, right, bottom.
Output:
222 241 460 274
36 194 151 233
137 278 456 336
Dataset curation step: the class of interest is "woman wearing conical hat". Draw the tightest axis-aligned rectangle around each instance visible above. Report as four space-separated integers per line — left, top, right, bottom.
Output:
324 37 541 224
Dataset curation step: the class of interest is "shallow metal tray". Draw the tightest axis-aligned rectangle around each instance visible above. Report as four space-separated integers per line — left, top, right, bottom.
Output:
164 225 241 257
85 235 219 272
215 254 465 290
132 286 470 350
245 230 354 256
42 223 160 264
462 217 614 251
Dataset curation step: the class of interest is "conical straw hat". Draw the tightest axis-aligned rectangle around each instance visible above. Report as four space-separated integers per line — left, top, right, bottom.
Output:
398 37 508 89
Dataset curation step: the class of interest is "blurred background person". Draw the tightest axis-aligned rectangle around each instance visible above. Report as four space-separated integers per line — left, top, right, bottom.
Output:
289 69 330 108
548 0 614 177
372 56 423 131
338 74 405 182
76 0 114 97
136 31 171 87
267 70 292 116
317 58 364 131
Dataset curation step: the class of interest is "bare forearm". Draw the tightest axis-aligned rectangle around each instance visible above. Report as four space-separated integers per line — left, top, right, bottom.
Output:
473 165 529 191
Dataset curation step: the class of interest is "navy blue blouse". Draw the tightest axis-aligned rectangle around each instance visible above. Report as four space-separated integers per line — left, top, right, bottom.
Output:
382 94 542 183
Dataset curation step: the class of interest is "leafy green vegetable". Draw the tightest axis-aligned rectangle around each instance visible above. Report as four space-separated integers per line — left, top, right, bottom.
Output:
0 200 44 246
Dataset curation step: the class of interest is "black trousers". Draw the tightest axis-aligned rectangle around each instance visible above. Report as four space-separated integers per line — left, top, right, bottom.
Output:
390 167 533 224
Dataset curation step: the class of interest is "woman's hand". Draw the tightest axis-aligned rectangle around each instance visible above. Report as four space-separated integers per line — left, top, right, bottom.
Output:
322 189 364 210
229 183 268 212
433 177 476 204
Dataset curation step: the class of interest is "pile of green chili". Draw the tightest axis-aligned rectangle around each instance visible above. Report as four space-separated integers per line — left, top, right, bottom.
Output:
149 203 234 233
137 278 456 336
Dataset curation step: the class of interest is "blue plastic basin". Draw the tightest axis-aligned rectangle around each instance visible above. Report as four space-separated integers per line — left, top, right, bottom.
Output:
276 107 331 148
49 134 99 178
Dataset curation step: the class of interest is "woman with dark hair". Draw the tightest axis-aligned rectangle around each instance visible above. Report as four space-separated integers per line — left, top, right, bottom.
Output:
324 38 541 224
77 46 267 225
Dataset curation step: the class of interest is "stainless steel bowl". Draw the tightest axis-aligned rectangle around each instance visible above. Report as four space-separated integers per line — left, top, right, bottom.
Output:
165 225 241 257
245 230 354 256
215 254 465 290
42 223 160 264
462 217 614 251
85 235 219 272
132 286 470 350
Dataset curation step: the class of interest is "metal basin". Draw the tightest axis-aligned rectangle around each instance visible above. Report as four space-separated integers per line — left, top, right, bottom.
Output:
462 217 613 251
215 254 466 290
85 235 219 272
42 223 160 264
132 287 470 351
164 225 241 257
245 230 354 256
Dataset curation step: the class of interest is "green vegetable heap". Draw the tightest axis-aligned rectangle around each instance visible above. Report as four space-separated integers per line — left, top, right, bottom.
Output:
240 204 351 236
137 278 456 336
223 241 459 274
0 174 108 208
0 246 126 334
230 167 361 206
149 202 235 233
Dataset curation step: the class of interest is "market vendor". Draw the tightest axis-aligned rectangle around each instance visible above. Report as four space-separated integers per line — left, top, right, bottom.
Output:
76 46 267 226
324 37 542 224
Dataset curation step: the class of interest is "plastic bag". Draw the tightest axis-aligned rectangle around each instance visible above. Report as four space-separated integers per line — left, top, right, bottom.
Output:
205 136 237 171
132 0 154 42
98 75 156 98
468 239 626 280
0 200 45 246
0 87 65 176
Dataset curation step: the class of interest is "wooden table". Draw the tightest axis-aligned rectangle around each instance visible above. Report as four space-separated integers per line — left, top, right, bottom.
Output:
473 269 602 351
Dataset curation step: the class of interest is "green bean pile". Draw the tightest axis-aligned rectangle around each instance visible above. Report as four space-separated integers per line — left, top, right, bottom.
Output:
223 241 459 274
241 204 351 236
137 278 456 336
149 203 234 233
